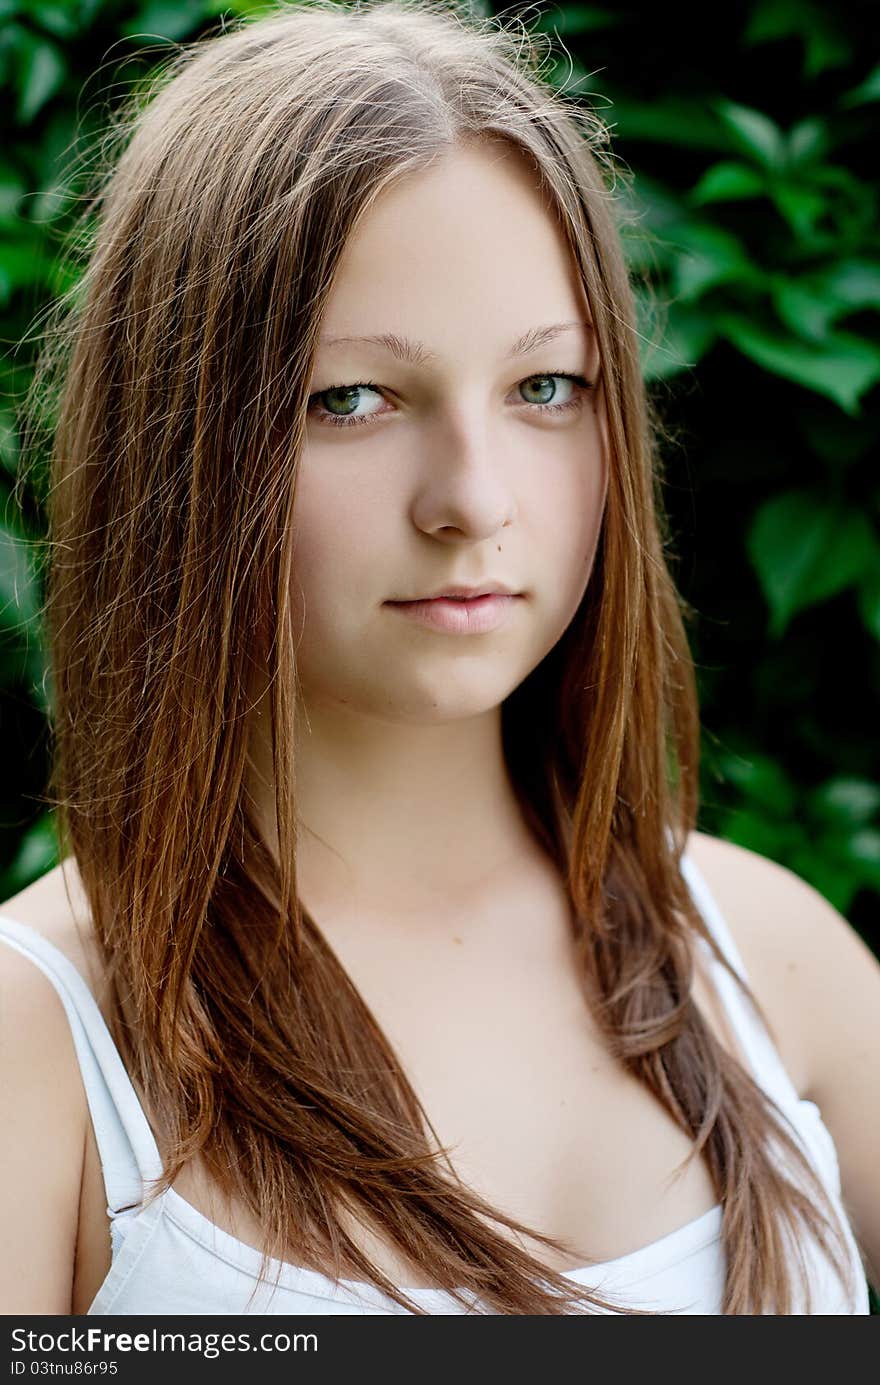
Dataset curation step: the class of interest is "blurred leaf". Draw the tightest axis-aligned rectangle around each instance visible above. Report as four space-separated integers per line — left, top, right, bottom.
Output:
857 567 880 641
0 520 41 630
747 490 878 635
641 305 716 380
769 182 827 238
744 0 852 79
715 100 786 170
0 412 20 478
23 639 51 716
0 235 50 307
619 173 687 236
794 400 879 469
772 279 835 342
203 0 299 12
718 315 880 413
122 0 211 42
690 161 767 205
531 5 620 34
0 167 26 228
808 778 880 825
0 811 58 899
819 260 880 315
716 807 799 860
671 224 760 302
786 117 829 166
841 829 880 889
23 2 82 39
599 97 728 152
839 64 880 107
771 265 880 343
717 749 797 814
14 32 67 125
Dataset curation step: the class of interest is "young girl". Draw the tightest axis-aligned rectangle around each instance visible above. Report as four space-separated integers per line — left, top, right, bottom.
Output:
1 0 876 1316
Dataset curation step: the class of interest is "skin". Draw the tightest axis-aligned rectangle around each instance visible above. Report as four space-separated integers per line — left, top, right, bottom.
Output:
248 136 608 920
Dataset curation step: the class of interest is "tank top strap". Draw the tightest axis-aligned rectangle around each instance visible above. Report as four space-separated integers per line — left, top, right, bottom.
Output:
678 850 802 1112
0 915 164 1219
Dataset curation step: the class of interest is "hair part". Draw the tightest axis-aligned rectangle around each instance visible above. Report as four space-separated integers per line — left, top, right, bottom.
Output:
28 0 859 1313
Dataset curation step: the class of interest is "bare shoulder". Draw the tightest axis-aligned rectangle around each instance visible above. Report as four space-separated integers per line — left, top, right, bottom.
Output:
684 830 880 1286
0 859 97 1312
0 857 105 1001
684 828 880 1102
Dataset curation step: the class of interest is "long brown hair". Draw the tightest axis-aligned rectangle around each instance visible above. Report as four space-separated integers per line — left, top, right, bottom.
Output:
27 0 858 1313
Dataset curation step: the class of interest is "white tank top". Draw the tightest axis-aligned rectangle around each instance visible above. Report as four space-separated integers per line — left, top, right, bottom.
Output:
0 852 868 1315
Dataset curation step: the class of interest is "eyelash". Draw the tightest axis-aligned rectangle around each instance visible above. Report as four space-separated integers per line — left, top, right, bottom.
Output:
306 372 593 429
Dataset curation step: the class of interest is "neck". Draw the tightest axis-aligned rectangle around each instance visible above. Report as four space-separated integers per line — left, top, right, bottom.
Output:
246 695 539 920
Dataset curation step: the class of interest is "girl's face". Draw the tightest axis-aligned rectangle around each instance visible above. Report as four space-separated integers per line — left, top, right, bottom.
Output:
291 138 608 725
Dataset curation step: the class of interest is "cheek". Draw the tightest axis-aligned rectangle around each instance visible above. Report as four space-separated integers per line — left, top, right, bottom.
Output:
290 463 384 608
528 442 607 597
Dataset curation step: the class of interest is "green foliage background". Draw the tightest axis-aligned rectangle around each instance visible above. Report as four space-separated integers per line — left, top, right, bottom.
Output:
1 0 878 958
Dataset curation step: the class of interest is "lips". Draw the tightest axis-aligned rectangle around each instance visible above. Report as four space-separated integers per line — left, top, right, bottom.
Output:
389 582 518 602
384 592 522 634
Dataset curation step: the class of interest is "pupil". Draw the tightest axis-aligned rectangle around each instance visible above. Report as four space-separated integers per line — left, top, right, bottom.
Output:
525 376 554 404
325 386 360 415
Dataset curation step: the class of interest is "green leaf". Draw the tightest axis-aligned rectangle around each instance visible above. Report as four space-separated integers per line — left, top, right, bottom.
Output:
0 812 59 899
786 118 829 167
819 261 880 315
744 0 851 80
715 100 786 171
689 162 766 205
15 34 67 125
718 315 880 414
841 830 880 890
0 411 20 477
0 236 50 306
716 750 797 815
840 64 880 108
744 0 801 44
618 173 687 237
857 567 880 641
717 808 798 861
746 490 878 635
22 2 82 38
202 0 299 13
122 0 219 42
597 97 728 152
641 305 716 380
769 182 827 239
808 778 880 825
670 224 759 302
0 520 42 631
771 279 836 343
0 167 26 228
794 400 879 470
530 5 620 34
772 262 880 343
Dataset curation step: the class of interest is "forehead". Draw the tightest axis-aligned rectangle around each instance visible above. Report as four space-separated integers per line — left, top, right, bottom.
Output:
317 140 590 361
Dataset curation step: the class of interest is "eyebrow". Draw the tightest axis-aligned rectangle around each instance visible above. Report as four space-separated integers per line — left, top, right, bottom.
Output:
317 321 591 365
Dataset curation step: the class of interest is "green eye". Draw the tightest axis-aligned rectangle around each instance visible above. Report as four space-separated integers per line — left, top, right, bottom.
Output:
321 385 377 417
519 375 559 405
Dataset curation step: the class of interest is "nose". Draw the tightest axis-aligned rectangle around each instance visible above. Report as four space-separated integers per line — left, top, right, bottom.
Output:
408 404 517 543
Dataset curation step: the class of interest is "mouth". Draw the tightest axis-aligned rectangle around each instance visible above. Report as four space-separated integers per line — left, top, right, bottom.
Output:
383 592 523 634
387 581 521 603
